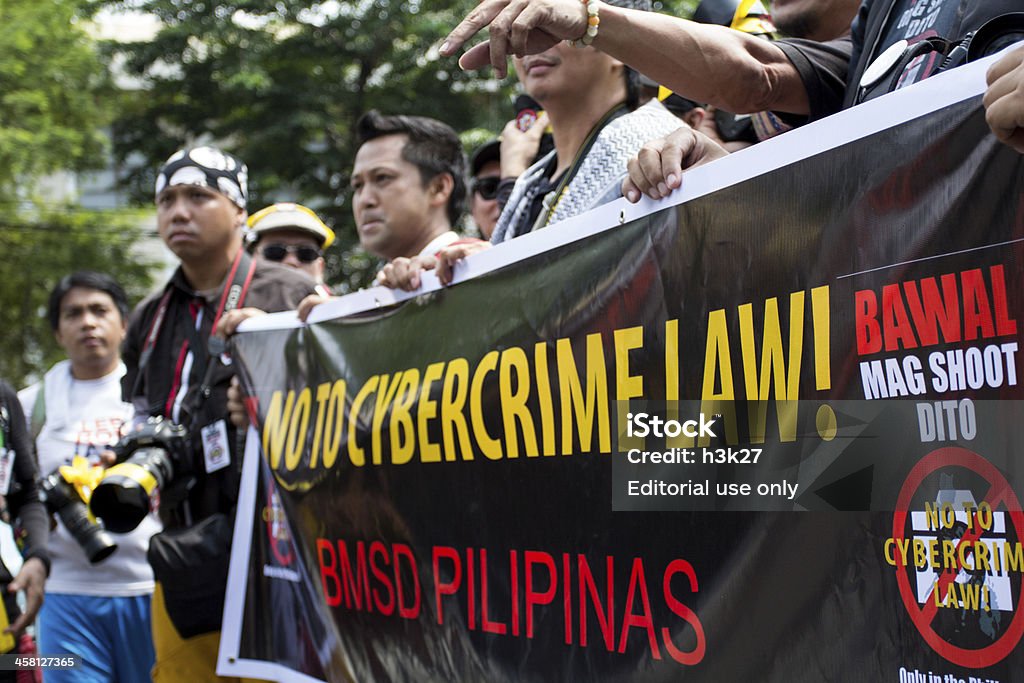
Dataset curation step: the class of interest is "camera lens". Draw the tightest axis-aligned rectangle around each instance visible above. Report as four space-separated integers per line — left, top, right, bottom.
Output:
968 13 1024 61
90 448 174 534
40 474 118 564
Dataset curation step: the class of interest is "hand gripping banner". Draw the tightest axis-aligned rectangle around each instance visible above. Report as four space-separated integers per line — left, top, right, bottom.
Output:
219 52 1024 682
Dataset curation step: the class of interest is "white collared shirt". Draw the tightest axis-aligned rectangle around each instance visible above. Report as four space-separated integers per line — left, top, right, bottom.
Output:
417 230 460 258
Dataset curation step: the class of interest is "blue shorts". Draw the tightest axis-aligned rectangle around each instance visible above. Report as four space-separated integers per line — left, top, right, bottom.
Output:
38 592 155 683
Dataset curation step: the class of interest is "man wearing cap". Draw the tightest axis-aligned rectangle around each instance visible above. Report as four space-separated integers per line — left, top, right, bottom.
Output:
469 108 551 241
468 140 502 239
121 146 315 682
247 202 334 296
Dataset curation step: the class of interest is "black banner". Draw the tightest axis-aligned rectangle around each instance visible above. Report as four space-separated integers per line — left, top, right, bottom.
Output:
220 58 1024 682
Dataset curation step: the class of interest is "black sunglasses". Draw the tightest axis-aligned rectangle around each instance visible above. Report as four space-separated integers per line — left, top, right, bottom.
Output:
261 243 322 264
472 176 500 201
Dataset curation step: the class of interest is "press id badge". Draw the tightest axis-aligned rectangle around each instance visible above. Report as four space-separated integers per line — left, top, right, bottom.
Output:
201 420 231 473
0 447 12 496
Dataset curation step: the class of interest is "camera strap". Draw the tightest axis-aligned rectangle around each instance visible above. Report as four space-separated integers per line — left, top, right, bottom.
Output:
211 248 258 342
855 36 953 105
183 248 257 388
136 291 173 387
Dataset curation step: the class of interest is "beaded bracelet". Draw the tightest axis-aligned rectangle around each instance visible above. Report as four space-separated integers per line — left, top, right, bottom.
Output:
567 0 600 48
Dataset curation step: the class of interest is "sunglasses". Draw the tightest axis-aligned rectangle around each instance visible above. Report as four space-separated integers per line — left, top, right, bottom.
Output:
260 243 322 264
472 176 500 201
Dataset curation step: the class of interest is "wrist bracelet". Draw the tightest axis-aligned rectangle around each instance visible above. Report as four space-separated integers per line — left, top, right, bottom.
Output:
567 0 600 48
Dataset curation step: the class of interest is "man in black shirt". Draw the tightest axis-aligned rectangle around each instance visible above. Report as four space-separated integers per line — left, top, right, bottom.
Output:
121 146 315 682
0 380 49 669
439 0 1022 198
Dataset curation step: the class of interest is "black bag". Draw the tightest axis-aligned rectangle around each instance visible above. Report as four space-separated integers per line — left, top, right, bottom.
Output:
147 512 232 638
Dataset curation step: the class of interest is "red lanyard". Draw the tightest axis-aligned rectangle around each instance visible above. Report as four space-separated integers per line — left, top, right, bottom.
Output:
136 248 257 388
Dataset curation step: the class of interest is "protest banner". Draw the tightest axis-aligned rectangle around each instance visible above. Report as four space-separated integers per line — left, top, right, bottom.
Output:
219 53 1024 682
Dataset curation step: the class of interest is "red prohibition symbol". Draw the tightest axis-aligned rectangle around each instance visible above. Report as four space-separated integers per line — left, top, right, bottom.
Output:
892 447 1024 668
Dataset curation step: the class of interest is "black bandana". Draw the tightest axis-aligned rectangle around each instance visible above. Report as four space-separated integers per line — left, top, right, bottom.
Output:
154 146 249 209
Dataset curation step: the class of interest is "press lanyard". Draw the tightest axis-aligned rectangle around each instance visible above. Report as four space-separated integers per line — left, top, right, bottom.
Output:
133 248 257 406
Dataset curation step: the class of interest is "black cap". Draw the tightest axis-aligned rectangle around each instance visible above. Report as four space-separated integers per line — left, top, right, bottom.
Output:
470 139 501 177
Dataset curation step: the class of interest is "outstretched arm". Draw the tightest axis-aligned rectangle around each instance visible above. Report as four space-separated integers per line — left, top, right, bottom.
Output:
442 0 808 115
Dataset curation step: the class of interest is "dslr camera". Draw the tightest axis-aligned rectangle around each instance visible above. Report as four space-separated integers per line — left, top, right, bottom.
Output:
90 417 188 534
39 467 118 564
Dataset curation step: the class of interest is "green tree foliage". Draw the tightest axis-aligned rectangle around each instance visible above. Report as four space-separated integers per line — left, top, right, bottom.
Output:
102 0 701 292
0 0 108 195
105 0 509 292
0 205 156 387
0 0 157 386
658 0 700 19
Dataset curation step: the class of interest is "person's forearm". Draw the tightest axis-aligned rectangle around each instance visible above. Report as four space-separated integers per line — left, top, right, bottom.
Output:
593 5 809 116
14 501 50 574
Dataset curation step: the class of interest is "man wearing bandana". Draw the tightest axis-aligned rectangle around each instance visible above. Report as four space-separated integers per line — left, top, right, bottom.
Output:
121 146 315 681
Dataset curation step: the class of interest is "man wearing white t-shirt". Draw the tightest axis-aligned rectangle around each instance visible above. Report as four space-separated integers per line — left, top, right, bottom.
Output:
19 271 159 682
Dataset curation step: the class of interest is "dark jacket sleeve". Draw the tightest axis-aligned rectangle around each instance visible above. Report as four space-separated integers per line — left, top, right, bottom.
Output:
0 382 49 575
776 37 853 121
245 261 319 313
